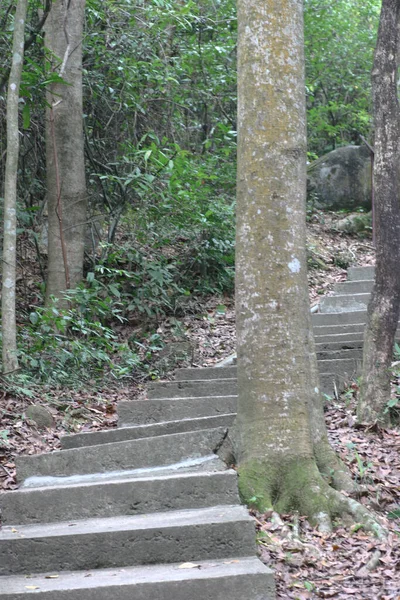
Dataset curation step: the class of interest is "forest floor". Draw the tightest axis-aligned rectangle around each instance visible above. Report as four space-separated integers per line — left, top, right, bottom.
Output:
1 211 399 598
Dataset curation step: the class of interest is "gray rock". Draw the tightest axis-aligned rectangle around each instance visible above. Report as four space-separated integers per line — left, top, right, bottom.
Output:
335 211 372 234
25 405 54 429
307 145 372 210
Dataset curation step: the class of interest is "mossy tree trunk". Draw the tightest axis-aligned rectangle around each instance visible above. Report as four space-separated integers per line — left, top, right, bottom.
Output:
234 0 384 535
45 0 87 305
358 0 400 427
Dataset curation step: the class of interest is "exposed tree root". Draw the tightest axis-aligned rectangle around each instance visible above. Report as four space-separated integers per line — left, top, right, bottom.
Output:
314 442 361 496
237 457 387 539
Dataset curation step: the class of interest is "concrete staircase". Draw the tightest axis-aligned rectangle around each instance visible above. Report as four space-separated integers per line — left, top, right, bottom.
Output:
313 264 378 393
0 265 376 597
0 383 274 597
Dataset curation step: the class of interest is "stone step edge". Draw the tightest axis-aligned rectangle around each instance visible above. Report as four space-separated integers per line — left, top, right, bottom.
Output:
1 468 238 526
0 504 257 576
20 455 223 490
0 504 251 540
15 427 227 483
0 556 274 598
61 413 236 450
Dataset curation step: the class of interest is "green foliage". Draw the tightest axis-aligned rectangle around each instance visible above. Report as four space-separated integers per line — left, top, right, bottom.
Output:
346 442 373 482
305 0 380 155
18 297 140 384
388 508 400 520
0 0 384 389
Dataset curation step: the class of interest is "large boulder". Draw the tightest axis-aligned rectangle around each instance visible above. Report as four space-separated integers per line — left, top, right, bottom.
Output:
307 145 372 211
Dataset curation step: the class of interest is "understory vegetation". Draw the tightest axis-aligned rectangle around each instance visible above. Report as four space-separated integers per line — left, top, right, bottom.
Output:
0 0 381 390
1 2 400 595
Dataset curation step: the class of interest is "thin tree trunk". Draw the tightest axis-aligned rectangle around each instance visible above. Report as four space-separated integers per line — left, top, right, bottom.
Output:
1 0 28 374
44 0 87 305
358 0 400 426
233 0 384 536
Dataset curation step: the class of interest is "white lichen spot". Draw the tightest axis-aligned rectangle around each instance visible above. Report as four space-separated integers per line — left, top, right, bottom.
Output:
288 258 301 273
314 387 319 394
10 83 17 92
13 52 22 65
4 278 14 289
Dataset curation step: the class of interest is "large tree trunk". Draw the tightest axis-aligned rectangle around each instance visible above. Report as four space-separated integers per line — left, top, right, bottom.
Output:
1 0 28 374
358 0 400 427
233 0 384 536
44 0 87 305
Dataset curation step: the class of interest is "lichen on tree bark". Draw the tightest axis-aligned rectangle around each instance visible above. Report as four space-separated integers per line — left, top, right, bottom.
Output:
44 0 87 305
233 0 385 536
358 0 400 427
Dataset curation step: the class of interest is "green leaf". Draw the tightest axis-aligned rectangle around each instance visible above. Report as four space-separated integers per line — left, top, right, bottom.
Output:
29 312 39 325
22 104 30 129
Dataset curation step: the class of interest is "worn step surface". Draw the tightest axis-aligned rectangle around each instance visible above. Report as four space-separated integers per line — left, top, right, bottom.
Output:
314 333 365 345
0 505 256 576
347 265 375 280
313 322 365 336
316 341 364 354
0 556 275 600
317 356 361 379
147 378 237 399
175 366 238 381
117 395 237 426
1 466 238 525
312 310 367 326
319 293 371 313
16 427 226 482
61 413 236 450
334 279 374 295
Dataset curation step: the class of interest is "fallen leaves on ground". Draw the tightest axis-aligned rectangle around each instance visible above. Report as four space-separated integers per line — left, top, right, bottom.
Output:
1 215 399 597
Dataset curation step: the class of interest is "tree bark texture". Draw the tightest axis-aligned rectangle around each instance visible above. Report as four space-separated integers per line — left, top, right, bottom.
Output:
358 0 400 426
1 0 28 373
45 0 87 304
233 0 384 533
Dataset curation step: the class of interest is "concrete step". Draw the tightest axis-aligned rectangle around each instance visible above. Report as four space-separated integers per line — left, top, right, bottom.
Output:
313 323 365 336
117 395 238 426
314 332 364 345
0 505 256 576
148 365 343 398
316 340 364 353
317 357 361 381
334 279 374 295
15 428 226 483
312 310 367 326
147 379 237 399
61 413 236 450
175 366 237 381
347 265 375 280
316 348 363 361
319 293 370 313
1 467 238 526
0 556 275 600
